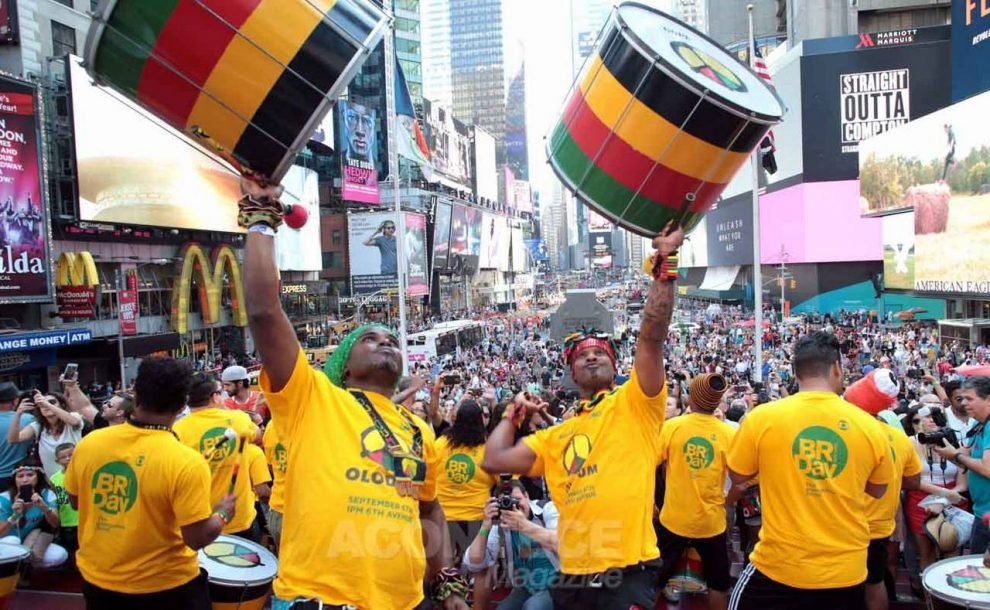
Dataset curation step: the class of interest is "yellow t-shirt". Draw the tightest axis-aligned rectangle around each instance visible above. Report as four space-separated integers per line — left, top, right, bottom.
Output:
63 423 211 594
434 437 496 521
523 369 666 574
260 349 440 609
263 423 288 512
727 391 895 589
867 424 922 539
247 443 272 501
657 412 736 539
173 408 259 533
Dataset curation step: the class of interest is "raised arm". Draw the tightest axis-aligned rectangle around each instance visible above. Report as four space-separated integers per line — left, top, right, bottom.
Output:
482 394 541 475
242 180 299 392
7 401 36 444
635 223 685 397
61 377 98 426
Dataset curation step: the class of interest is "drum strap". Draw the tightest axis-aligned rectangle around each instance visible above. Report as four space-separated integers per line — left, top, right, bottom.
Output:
349 390 426 499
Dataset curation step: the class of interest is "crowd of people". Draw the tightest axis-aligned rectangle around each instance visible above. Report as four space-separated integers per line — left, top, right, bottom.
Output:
5 184 990 610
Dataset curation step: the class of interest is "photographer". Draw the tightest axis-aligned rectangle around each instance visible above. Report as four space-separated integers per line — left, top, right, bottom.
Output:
464 481 558 610
935 376 990 553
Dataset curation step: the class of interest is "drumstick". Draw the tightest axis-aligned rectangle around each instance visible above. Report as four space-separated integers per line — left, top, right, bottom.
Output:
228 437 248 495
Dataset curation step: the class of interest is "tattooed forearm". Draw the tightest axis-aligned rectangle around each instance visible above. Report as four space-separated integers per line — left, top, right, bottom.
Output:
639 279 675 345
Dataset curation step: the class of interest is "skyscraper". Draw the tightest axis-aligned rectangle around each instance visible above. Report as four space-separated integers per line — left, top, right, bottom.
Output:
505 61 528 180
393 0 424 108
422 0 453 108
673 0 708 33
449 0 506 162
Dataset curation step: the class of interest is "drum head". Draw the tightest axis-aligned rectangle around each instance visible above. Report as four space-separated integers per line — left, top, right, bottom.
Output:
0 542 29 562
616 2 784 122
199 535 277 587
923 555 990 609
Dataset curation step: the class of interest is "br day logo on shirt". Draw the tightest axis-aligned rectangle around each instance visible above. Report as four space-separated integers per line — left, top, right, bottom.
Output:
200 427 236 465
792 426 849 480
91 461 138 515
445 454 476 484
683 436 716 470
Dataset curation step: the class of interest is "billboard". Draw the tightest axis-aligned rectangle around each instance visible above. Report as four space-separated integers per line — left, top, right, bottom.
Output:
587 208 612 232
0 0 17 44
404 213 429 297
706 199 753 266
348 212 428 295
339 100 380 204
882 211 914 290
589 231 612 268
860 91 990 214
275 166 322 272
480 213 509 271
511 226 526 273
433 199 453 271
348 212 398 294
680 218 709 268
473 127 498 202
423 100 472 187
448 204 481 275
952 1 990 102
800 30 951 182
0 74 52 302
496 217 511 272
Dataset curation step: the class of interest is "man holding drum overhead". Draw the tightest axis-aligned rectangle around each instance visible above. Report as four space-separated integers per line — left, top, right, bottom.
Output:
64 357 236 610
240 180 468 610
483 223 683 609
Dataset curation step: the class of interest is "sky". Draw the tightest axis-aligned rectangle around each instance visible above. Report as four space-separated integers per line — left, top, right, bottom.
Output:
502 0 675 212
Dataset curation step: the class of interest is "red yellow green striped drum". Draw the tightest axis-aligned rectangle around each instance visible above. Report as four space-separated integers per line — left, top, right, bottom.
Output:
669 546 707 593
548 2 784 237
84 0 389 183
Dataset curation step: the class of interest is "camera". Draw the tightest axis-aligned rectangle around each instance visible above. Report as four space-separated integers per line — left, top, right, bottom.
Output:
492 474 518 524
907 369 925 379
443 374 461 386
918 427 960 449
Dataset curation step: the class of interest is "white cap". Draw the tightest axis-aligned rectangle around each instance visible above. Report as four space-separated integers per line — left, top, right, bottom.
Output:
221 365 248 382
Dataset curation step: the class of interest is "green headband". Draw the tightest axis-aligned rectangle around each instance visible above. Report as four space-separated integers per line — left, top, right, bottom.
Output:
324 323 397 388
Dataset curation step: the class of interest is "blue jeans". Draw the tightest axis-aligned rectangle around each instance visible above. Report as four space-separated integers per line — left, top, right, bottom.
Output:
971 518 990 554
497 588 552 610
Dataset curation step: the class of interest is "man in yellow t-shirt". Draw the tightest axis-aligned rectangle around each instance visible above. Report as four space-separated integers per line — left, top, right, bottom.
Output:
483 224 683 609
174 373 261 541
727 332 895 610
64 357 234 609
262 422 287 550
240 178 467 610
656 373 736 610
843 371 922 610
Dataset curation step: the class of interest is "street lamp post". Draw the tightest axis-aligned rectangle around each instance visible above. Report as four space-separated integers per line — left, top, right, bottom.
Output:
115 258 171 388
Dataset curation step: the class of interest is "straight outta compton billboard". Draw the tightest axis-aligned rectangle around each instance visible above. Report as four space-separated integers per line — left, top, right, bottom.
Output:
801 26 951 182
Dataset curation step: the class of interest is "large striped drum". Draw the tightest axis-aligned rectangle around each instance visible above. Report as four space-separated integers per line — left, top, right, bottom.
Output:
548 2 784 237
84 0 389 183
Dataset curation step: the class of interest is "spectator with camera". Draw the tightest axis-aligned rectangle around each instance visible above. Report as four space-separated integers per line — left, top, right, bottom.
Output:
464 480 558 610
902 402 968 571
934 376 990 554
7 390 84 478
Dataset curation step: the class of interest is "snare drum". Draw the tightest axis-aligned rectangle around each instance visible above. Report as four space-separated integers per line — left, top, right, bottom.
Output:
84 0 389 183
199 534 278 610
0 543 27 610
668 547 707 594
547 2 784 237
923 555 990 609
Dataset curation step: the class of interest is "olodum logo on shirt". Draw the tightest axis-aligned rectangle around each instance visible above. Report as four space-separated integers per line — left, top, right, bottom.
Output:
684 436 716 470
563 434 596 477
792 426 849 480
92 461 138 515
445 453 476 484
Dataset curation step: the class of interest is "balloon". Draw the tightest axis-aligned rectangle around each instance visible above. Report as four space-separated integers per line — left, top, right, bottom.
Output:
284 203 309 229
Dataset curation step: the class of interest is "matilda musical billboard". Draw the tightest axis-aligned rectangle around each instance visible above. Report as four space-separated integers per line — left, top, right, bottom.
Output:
0 74 52 302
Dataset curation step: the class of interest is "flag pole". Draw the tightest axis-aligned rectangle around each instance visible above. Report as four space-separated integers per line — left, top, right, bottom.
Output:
385 29 409 374
748 3 763 384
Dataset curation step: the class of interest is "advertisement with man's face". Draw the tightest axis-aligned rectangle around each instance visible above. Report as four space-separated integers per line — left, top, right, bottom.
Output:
859 91 990 295
348 211 398 295
339 100 379 204
800 28 951 182
0 75 51 302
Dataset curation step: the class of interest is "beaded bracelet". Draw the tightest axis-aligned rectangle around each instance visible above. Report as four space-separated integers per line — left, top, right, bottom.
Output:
651 250 679 282
431 567 469 603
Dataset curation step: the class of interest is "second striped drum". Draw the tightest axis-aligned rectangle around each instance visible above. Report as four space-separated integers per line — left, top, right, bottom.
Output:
547 2 785 237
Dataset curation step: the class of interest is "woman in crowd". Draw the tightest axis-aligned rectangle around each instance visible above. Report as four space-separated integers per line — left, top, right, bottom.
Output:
7 391 84 478
902 402 968 571
0 460 67 569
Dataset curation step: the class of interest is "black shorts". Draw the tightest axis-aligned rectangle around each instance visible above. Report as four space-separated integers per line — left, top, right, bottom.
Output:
447 520 482 566
82 569 211 610
655 521 731 593
866 538 889 585
550 561 658 610
729 564 865 610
